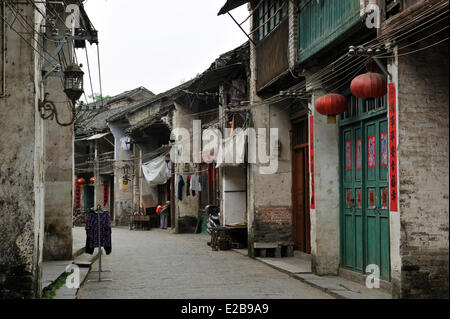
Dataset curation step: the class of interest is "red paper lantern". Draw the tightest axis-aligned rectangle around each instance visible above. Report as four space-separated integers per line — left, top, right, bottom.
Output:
90 177 95 183
350 72 387 99
76 178 86 184
315 93 347 124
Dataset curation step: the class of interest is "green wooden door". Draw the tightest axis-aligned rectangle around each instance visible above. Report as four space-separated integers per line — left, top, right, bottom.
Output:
341 115 390 281
364 117 390 281
84 185 94 211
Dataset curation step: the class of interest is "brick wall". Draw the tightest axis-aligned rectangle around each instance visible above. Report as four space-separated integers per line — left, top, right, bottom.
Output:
397 39 449 298
254 206 292 243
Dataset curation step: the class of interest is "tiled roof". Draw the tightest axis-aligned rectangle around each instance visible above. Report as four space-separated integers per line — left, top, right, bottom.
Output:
75 87 154 138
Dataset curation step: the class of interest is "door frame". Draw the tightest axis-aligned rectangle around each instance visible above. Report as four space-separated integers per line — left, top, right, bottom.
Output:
291 116 311 253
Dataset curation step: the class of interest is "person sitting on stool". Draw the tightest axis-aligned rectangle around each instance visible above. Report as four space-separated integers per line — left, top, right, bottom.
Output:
156 201 170 229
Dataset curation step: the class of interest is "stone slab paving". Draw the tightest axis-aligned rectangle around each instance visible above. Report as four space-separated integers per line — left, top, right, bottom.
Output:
295 274 392 299
77 228 332 299
72 226 85 257
256 257 312 274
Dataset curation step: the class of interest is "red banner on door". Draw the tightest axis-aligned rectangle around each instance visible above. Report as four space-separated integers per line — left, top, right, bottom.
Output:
103 180 109 207
74 182 81 209
309 116 315 210
388 83 398 212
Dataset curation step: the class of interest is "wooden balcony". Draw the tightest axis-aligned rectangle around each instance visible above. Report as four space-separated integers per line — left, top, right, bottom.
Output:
298 0 361 63
256 17 289 92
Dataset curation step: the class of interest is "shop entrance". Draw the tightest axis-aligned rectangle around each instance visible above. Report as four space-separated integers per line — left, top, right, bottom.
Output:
292 117 311 253
84 185 94 211
340 96 390 281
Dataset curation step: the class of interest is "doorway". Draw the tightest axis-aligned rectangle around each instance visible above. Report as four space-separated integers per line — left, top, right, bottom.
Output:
340 100 390 281
84 185 94 211
292 117 311 253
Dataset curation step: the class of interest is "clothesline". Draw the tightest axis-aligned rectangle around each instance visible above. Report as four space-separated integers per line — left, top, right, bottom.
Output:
173 168 212 176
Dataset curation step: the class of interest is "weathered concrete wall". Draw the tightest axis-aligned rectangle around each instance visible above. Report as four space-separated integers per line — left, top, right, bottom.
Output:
0 3 45 298
172 102 200 232
395 41 449 298
128 102 162 126
309 90 340 276
246 6 297 255
109 123 133 226
388 46 402 298
252 103 293 245
43 43 73 261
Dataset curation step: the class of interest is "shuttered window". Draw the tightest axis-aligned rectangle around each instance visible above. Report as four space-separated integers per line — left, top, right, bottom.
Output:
254 0 288 42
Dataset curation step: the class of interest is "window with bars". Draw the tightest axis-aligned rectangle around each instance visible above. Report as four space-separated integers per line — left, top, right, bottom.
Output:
340 95 387 120
254 0 288 42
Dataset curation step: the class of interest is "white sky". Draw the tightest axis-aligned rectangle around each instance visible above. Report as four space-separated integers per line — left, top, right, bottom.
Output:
76 0 250 99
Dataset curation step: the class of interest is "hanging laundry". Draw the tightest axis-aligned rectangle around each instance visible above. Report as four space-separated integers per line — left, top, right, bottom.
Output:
85 210 112 255
120 136 131 151
186 175 191 197
177 175 185 201
190 174 202 192
141 154 171 185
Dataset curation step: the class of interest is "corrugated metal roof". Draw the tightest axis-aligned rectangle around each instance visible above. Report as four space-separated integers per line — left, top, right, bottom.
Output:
86 132 111 140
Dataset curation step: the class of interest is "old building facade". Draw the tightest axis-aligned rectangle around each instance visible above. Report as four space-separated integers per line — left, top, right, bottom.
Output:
0 0 96 298
75 87 155 225
218 0 449 298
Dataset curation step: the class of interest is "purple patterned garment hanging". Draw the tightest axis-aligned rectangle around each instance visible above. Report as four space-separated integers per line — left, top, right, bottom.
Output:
85 210 112 255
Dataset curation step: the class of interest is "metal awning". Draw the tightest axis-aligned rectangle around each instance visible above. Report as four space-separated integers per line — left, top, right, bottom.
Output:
218 0 249 15
75 132 112 142
87 132 111 141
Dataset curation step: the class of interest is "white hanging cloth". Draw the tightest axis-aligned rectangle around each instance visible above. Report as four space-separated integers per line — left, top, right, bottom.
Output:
141 154 171 185
216 129 246 168
190 174 202 192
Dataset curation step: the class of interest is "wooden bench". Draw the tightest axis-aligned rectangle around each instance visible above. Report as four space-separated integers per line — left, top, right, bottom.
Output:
131 215 151 230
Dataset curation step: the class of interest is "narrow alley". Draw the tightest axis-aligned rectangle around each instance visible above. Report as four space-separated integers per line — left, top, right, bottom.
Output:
77 228 331 299
0 0 448 308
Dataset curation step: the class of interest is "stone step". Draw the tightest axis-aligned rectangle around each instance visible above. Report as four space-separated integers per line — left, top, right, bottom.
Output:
73 249 102 268
72 246 85 259
54 267 89 300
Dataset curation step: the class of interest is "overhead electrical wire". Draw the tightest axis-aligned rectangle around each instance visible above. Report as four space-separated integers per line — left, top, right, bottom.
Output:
96 44 105 108
0 9 58 68
84 46 97 107
266 0 449 102
3 0 103 126
377 37 449 58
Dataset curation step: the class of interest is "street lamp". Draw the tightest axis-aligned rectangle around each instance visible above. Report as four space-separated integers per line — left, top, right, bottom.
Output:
63 63 84 105
38 63 84 127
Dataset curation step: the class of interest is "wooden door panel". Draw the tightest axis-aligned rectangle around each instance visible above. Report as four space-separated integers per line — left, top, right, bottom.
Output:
341 115 390 281
355 215 364 271
366 215 378 267
293 148 305 251
378 119 390 281
364 117 390 281
344 214 354 268
292 119 310 253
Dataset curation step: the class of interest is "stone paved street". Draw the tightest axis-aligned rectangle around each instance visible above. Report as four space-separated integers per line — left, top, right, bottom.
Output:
77 228 332 299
